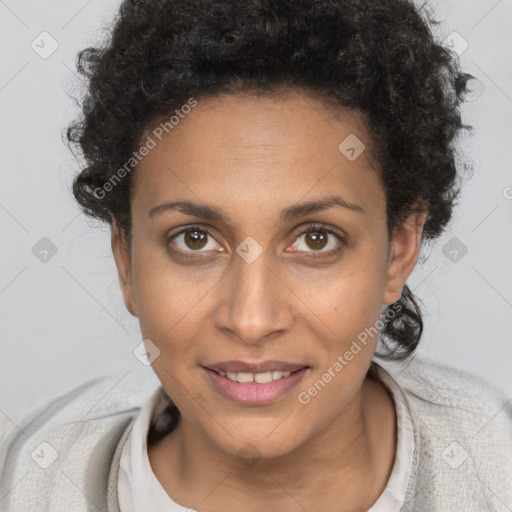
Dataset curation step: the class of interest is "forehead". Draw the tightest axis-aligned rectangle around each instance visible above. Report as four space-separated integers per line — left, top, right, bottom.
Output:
132 90 385 224
141 89 374 161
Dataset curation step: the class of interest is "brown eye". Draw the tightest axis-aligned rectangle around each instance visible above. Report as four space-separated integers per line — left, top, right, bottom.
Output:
304 231 328 251
184 229 208 250
168 225 222 254
292 224 345 255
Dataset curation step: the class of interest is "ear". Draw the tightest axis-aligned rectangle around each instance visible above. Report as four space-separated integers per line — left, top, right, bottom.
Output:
111 218 138 317
382 209 428 306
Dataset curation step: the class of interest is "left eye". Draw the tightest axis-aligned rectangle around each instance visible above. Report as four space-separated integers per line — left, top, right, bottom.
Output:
292 226 344 253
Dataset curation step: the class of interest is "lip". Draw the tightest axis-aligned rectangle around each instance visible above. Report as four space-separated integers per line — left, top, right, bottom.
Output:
202 366 310 405
204 360 308 373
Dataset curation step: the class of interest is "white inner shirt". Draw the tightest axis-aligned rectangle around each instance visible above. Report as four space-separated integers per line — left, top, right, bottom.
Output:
118 361 415 511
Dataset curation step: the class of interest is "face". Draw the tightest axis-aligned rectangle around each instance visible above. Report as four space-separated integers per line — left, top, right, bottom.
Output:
112 89 426 462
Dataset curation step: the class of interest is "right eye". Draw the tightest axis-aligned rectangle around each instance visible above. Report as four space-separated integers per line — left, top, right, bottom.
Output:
167 225 224 256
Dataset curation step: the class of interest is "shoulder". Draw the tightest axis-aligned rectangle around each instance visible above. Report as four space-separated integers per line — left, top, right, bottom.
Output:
375 353 512 510
0 367 159 511
380 352 512 444
385 353 511 418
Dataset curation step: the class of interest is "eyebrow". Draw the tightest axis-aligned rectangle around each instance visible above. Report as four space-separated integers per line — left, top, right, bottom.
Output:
147 195 365 223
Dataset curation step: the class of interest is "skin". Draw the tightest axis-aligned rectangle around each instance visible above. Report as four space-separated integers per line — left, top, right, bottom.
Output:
111 88 427 512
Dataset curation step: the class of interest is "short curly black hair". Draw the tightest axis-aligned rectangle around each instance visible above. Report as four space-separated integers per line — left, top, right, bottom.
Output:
66 0 475 362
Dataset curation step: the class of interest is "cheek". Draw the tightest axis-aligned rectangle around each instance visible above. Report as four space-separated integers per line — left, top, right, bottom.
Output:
292 255 386 335
130 250 185 341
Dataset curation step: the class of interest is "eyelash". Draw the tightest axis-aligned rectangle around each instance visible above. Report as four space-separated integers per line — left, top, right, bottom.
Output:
167 223 345 259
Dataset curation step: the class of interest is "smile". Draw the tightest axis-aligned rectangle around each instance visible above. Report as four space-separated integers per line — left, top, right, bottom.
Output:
202 366 310 405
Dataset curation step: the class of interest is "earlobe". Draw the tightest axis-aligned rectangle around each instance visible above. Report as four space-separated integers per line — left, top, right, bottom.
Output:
111 219 138 317
382 210 428 306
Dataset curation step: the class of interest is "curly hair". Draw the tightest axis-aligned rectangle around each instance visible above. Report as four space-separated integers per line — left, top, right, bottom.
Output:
66 0 475 363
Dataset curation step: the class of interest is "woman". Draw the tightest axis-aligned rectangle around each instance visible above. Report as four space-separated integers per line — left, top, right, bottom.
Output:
1 0 511 510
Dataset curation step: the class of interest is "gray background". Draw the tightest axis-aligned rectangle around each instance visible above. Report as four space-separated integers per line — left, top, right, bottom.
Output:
1 0 511 423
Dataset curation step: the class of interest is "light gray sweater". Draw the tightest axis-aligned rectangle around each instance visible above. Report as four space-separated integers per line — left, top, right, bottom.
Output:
1 354 511 511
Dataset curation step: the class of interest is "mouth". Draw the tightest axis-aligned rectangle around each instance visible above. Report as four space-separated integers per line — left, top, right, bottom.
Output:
201 361 310 405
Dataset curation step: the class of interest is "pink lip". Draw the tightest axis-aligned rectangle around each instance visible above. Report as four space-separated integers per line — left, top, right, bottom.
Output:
202 367 309 405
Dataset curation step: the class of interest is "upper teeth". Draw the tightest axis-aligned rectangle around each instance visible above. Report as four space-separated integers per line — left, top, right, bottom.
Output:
218 370 292 383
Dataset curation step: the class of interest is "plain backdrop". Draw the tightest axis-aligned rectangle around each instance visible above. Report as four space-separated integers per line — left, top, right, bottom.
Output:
1 0 511 423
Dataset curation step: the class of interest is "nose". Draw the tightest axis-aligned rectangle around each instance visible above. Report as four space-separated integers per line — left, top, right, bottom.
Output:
213 251 294 346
